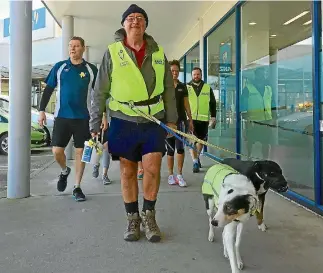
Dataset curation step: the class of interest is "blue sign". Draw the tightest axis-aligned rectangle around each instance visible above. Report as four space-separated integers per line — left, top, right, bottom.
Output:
219 41 232 74
3 7 46 38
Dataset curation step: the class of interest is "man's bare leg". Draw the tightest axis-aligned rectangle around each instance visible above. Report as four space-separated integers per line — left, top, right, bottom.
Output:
190 142 203 173
74 148 86 187
120 158 141 241
141 152 163 242
120 158 139 203
52 146 71 192
52 147 66 169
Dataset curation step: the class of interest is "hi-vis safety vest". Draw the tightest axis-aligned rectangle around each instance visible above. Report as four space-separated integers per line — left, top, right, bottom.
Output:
246 83 272 121
108 41 165 117
202 164 239 206
187 83 211 121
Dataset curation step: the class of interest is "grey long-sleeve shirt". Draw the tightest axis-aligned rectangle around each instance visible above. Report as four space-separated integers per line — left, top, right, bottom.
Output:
89 28 178 132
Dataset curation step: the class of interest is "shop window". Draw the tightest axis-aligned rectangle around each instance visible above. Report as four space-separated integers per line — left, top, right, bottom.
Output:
185 44 200 83
241 0 313 200
179 58 184 83
206 12 236 156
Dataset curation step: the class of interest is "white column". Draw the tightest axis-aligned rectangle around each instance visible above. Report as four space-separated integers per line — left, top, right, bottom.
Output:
199 17 204 75
61 15 74 160
7 0 32 199
83 46 89 61
0 67 2 95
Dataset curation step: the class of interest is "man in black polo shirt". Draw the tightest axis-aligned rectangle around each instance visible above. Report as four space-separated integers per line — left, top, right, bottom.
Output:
166 60 193 187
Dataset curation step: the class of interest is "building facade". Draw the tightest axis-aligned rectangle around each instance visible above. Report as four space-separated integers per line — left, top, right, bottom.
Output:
177 0 323 214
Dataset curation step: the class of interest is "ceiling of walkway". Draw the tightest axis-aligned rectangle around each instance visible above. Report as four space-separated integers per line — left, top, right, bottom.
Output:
43 1 214 62
185 1 312 66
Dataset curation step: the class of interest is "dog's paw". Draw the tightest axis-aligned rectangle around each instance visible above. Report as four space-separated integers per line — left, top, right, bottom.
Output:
258 222 267 232
208 233 214 242
237 260 244 270
223 249 228 259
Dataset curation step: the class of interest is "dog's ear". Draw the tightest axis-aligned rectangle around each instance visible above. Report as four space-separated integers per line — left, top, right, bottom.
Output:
246 161 260 177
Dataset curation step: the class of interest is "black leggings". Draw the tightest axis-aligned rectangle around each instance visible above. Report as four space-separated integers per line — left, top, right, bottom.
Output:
166 120 188 156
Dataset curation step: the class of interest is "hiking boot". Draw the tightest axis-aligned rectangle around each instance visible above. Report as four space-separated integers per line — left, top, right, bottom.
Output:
57 167 71 192
124 212 141 242
141 210 161 242
92 164 100 178
73 187 86 202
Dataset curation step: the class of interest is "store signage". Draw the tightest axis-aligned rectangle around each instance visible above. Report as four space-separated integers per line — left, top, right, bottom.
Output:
3 7 46 38
219 40 232 73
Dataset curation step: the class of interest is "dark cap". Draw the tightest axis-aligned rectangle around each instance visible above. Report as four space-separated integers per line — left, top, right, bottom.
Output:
121 4 148 27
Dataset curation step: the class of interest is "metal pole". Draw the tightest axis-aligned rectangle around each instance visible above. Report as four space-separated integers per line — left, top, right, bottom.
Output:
7 0 32 199
61 15 74 160
84 46 89 62
199 17 204 74
312 0 322 206
235 5 241 160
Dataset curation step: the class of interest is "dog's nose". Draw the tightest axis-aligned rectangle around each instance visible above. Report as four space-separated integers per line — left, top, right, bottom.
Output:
278 185 289 192
211 219 218 227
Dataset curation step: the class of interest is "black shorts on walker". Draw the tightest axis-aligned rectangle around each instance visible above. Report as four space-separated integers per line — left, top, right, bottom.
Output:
51 117 91 148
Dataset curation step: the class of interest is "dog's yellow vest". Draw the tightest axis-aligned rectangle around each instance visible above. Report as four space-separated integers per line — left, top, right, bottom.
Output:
202 164 239 204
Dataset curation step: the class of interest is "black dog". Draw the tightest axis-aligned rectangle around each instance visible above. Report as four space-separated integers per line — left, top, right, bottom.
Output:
222 158 288 231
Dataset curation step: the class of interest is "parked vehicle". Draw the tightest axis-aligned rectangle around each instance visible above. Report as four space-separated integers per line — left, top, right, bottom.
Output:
0 95 54 146
0 109 47 155
276 108 314 146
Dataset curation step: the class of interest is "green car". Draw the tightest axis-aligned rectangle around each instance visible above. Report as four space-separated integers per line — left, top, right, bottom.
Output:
0 109 47 155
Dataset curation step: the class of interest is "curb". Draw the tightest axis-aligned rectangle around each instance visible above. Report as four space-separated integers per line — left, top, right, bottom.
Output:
30 159 56 179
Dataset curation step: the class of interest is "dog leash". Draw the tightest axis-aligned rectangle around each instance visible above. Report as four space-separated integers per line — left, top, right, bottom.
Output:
126 101 262 164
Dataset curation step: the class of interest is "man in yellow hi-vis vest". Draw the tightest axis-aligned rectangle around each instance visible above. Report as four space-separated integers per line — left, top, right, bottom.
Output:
241 67 277 159
187 67 217 173
89 4 177 243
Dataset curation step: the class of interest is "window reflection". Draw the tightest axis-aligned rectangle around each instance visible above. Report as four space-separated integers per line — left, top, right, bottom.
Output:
241 0 314 200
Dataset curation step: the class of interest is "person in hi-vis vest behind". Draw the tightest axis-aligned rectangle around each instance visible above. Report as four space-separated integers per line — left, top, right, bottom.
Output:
187 67 217 173
241 67 277 159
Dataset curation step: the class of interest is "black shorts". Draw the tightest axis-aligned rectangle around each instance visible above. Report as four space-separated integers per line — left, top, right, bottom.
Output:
51 118 91 149
193 120 209 140
166 120 188 155
108 117 167 162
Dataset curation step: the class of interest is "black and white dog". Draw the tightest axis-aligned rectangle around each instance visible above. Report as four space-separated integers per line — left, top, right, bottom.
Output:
222 158 288 231
202 163 260 273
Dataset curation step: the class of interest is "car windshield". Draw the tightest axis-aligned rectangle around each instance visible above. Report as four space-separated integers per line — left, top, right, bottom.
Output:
0 99 9 111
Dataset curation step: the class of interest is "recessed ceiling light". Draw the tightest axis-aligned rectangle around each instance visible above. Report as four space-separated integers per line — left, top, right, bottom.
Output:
283 11 309 25
249 22 257 25
303 20 312 25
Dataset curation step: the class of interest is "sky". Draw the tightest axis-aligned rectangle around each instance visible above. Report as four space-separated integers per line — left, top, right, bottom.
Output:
0 0 43 19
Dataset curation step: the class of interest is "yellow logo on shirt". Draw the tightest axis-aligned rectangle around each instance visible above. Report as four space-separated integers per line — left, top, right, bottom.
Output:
80 72 86 78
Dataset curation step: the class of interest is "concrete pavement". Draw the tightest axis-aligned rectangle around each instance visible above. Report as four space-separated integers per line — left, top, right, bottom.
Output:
0 151 323 273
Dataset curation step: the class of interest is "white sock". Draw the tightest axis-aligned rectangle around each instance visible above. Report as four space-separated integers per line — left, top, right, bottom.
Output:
193 159 198 164
74 184 80 189
61 167 69 175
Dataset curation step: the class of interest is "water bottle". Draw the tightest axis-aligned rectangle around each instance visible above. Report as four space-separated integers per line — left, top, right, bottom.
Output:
81 140 93 163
